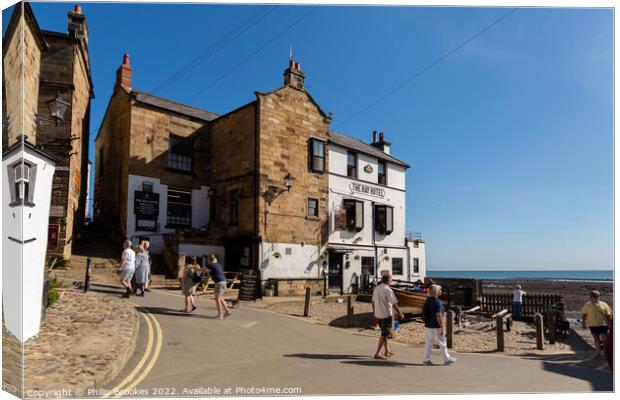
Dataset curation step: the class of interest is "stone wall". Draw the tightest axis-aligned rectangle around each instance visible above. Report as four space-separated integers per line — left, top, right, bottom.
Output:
206 103 257 241
256 86 330 247
94 89 132 232
272 278 325 296
2 5 43 147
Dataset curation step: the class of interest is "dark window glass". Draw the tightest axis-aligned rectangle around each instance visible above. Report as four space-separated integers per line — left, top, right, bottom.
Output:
168 134 193 172
374 205 394 235
362 257 375 276
378 161 387 185
310 139 325 172
167 188 192 227
307 198 318 217
347 151 357 178
209 190 217 223
413 258 420 274
98 147 104 178
392 258 403 275
229 189 239 225
344 199 364 231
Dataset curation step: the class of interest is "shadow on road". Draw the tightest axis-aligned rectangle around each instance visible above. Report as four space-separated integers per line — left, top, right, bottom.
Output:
283 353 367 360
138 306 216 320
283 353 423 367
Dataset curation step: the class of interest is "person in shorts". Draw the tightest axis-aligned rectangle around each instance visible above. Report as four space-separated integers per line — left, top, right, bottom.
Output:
371 274 404 359
206 254 231 320
118 240 135 298
180 256 202 313
581 290 612 359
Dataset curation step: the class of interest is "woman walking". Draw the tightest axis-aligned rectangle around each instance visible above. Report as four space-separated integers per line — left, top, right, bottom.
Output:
180 256 202 313
143 240 152 292
206 254 231 320
134 241 150 296
422 285 456 365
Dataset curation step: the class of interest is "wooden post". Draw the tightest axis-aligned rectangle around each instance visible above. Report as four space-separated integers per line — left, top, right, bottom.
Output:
303 287 311 317
546 311 556 344
505 315 512 332
496 315 504 352
346 295 354 327
535 313 544 350
447 310 455 349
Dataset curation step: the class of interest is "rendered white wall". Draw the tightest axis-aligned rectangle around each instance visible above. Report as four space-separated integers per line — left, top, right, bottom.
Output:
259 242 323 280
2 147 55 341
126 174 209 254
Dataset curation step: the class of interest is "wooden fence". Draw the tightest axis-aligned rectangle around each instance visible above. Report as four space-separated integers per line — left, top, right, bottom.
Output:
481 293 562 318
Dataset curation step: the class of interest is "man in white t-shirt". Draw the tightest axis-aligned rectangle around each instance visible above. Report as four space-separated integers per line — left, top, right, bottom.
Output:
372 274 404 360
512 285 527 320
118 240 136 298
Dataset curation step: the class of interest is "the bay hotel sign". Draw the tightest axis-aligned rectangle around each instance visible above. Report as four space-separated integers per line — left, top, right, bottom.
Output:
348 182 386 198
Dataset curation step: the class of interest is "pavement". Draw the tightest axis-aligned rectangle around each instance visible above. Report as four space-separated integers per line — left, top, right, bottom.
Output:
77 283 613 397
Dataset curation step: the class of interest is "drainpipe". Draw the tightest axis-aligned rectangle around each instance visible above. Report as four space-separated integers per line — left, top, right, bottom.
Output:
406 239 411 282
372 201 378 280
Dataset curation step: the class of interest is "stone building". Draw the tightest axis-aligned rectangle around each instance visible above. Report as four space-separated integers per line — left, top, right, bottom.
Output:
94 56 424 293
94 54 217 258
3 3 94 260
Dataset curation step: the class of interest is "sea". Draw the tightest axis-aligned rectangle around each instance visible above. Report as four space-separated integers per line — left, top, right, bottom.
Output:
426 269 614 282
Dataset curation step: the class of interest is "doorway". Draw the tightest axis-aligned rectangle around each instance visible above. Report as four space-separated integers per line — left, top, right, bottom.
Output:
328 252 344 293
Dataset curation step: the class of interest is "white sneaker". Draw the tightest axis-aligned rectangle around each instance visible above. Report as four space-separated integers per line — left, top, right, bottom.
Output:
444 357 456 365
217 315 224 320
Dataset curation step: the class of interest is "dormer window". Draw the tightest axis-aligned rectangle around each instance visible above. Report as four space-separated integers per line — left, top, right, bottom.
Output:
8 161 36 207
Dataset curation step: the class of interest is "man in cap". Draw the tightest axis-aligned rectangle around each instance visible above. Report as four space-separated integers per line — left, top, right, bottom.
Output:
581 290 612 359
371 274 404 360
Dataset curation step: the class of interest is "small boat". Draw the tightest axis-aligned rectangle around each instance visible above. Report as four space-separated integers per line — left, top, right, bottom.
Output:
392 287 429 309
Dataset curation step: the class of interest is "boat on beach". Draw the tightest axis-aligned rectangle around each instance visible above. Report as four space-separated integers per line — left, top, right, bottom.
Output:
392 287 429 309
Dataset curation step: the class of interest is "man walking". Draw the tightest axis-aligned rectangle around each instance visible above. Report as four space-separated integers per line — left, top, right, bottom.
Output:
118 240 136 298
206 254 232 320
371 274 404 360
422 285 456 365
581 290 612 359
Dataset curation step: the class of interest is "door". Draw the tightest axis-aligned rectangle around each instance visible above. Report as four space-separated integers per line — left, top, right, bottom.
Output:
328 252 344 292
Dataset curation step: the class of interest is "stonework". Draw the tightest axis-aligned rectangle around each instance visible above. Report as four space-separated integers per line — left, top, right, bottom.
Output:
2 3 45 147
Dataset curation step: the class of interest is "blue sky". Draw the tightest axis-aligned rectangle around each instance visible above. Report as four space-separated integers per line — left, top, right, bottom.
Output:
3 3 613 270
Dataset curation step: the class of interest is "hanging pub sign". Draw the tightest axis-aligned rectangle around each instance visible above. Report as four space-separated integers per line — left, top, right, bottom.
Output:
348 182 385 198
334 209 347 231
134 190 159 217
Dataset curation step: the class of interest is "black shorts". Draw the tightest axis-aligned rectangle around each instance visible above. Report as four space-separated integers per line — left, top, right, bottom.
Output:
379 317 393 339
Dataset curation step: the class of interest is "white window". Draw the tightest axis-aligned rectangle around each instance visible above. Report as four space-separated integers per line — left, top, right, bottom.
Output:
14 163 30 201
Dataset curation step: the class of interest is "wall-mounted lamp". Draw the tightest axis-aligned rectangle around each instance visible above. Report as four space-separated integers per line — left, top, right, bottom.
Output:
47 91 70 126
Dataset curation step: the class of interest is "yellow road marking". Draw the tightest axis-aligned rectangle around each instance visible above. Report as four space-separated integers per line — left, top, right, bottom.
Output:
102 310 154 398
113 310 163 397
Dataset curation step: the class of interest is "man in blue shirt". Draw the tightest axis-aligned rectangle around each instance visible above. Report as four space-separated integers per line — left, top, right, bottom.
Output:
422 285 455 365
206 254 231 320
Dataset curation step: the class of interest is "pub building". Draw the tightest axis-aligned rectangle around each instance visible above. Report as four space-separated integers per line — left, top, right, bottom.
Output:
94 55 425 292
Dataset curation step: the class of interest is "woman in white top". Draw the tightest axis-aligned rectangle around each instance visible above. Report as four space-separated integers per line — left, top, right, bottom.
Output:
118 240 136 298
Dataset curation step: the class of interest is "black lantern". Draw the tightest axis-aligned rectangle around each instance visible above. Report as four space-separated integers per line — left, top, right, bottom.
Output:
47 91 70 126
283 172 296 191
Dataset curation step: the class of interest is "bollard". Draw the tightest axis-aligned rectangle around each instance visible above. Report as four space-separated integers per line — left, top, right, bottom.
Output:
546 311 556 344
496 315 504 352
303 287 311 317
84 257 91 293
447 310 455 348
535 313 544 350
347 295 354 327
322 272 327 299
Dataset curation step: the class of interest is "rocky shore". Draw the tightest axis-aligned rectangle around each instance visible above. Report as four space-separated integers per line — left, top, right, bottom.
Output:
2 288 139 397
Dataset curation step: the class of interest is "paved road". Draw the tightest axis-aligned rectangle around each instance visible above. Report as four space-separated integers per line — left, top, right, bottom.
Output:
88 284 612 397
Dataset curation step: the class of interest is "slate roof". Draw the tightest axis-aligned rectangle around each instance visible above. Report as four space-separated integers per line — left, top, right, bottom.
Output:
131 90 219 122
329 130 410 168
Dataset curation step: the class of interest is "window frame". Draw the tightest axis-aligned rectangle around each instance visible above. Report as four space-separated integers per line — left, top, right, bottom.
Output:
167 134 194 173
309 138 326 173
307 197 319 218
166 187 192 228
343 199 364 232
347 151 357 178
392 257 404 275
378 160 387 185
374 204 394 235
361 256 375 276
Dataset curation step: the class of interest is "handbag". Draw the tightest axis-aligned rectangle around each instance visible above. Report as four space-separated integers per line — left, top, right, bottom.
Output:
593 302 612 323
191 269 202 284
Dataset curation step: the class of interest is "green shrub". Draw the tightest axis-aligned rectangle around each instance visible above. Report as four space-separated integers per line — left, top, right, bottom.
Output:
47 288 60 307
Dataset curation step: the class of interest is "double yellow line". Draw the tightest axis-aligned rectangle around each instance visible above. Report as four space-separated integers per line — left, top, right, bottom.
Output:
102 306 163 398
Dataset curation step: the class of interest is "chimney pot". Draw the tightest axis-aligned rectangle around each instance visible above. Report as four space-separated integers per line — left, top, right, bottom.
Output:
295 62 300 70
74 5 81 14
123 53 130 65
372 131 377 143
379 132 384 142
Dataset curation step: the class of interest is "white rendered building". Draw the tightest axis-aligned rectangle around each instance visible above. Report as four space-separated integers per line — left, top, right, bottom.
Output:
326 131 426 293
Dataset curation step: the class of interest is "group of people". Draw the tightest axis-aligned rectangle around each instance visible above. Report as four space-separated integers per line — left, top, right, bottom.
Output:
118 242 233 320
119 239 151 298
371 274 456 365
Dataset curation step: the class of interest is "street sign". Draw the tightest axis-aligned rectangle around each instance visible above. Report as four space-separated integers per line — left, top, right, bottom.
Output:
134 190 159 218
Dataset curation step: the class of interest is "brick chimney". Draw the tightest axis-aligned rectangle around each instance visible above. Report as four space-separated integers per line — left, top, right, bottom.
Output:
283 59 305 90
115 53 132 90
68 4 88 44
371 131 391 155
